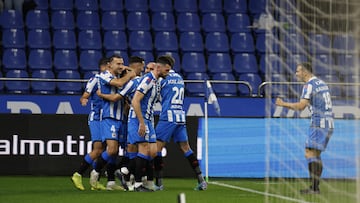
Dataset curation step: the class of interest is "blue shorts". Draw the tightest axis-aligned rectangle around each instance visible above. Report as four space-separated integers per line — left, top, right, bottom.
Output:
305 127 333 151
127 118 156 144
89 120 102 142
155 120 188 143
101 118 124 142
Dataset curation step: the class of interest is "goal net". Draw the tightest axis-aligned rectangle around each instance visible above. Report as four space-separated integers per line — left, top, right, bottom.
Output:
264 0 360 202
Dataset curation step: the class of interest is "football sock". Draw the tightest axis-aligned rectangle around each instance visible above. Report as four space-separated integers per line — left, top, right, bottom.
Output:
78 154 93 175
185 150 205 183
135 153 149 183
154 152 164 186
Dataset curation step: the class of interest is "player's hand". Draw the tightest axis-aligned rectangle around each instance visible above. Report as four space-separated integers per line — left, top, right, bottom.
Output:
96 89 102 97
138 122 146 137
275 97 284 106
80 97 88 106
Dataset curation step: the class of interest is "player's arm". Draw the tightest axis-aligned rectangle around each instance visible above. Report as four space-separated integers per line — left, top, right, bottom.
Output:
110 68 136 88
96 90 123 102
80 92 90 106
276 98 309 111
132 90 146 136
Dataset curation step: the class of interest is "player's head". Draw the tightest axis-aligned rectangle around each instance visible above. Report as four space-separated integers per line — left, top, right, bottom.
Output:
156 55 172 78
145 62 156 73
129 56 145 76
296 62 313 82
108 54 124 74
98 57 110 72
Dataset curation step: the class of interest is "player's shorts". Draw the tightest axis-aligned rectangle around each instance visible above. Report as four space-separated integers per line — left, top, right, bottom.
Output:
127 118 156 144
88 119 102 142
101 118 124 142
305 126 333 151
155 120 188 143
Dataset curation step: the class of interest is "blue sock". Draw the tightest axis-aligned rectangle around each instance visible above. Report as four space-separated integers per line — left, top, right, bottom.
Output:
184 149 193 158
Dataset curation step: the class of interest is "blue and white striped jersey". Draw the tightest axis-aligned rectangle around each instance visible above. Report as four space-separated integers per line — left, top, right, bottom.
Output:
98 70 125 121
84 74 102 121
301 76 334 128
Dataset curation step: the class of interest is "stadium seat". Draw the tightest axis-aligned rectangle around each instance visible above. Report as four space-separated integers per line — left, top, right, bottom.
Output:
238 73 262 96
202 13 226 33
103 30 127 52
233 53 258 75
53 49 78 72
157 51 181 73
53 29 77 50
83 71 98 79
283 32 306 54
75 0 98 11
26 10 49 29
179 32 204 53
255 32 280 54
264 74 288 97
51 10 75 30
128 31 153 51
177 12 201 32
79 50 103 73
285 54 307 74
34 0 49 10
31 70 56 94
248 0 266 16
100 0 123 11
230 32 255 53
0 9 24 29
101 11 125 31
207 53 233 74
199 0 222 14
343 75 358 98
106 50 129 65
185 72 209 96
227 13 251 33
124 0 148 12
78 30 102 50
2 48 26 72
174 0 197 13
27 29 52 49
149 0 173 12
56 70 83 94
223 0 247 14
2 28 26 48
76 10 100 30
308 33 331 54
319 74 342 97
154 31 178 52
205 32 229 53
312 54 335 75
259 54 286 75
50 0 73 10
279 14 300 33
0 72 4 92
333 34 356 54
5 69 30 94
211 72 238 96
131 51 154 64
181 52 206 74
336 54 357 75
152 12 176 32
126 11 150 31
28 49 53 71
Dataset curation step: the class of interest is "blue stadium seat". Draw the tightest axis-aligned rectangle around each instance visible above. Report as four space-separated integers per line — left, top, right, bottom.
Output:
174 0 197 13
199 0 222 14
157 51 181 73
51 10 75 30
31 70 56 94
53 29 77 50
202 13 226 33
128 31 153 51
124 0 148 12
181 52 206 74
319 74 341 97
106 50 129 65
177 12 201 32
336 54 357 75
343 75 358 98
79 50 103 73
26 10 49 29
101 11 125 31
56 70 83 94
312 54 335 75
5 69 30 94
308 33 331 54
28 49 52 71
154 31 178 52
238 73 262 96
207 53 233 74
185 72 209 97
248 0 266 16
0 72 4 92
2 28 26 48
264 74 288 97
285 54 307 74
279 14 300 33
284 32 306 54
233 53 258 75
230 32 255 53
75 0 98 11
131 51 154 64
78 30 102 50
227 13 251 33
53 49 78 72
333 34 356 54
2 48 27 72
1 9 24 29
103 30 127 52
205 32 229 53
223 0 247 14
100 0 123 11
50 0 73 10
255 32 280 54
149 0 173 12
259 54 286 75
76 10 100 30
127 11 150 31
34 0 49 10
179 32 204 53
27 29 52 49
83 71 98 79
211 72 238 96
152 12 176 32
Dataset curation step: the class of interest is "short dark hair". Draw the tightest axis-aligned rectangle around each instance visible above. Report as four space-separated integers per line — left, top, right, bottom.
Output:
98 57 110 67
108 54 123 62
299 62 313 73
129 56 145 64
156 55 174 67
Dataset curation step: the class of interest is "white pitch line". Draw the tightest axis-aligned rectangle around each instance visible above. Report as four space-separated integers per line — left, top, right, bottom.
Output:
209 181 311 203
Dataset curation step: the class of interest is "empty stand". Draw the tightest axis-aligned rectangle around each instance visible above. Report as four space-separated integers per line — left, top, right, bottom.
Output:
2 28 26 48
185 72 209 96
181 52 206 74
0 72 3 92
75 0 99 11
179 32 204 53
259 54 286 75
177 12 201 32
152 12 176 32
50 0 73 10
100 0 123 11
255 32 280 54
336 54 357 75
227 13 251 33
131 51 154 64
202 13 226 33
51 10 75 30
154 31 178 52
174 0 197 13
199 0 222 14
207 53 233 74
248 0 266 16
124 0 148 12
238 73 262 96
26 10 50 29
205 32 229 53
31 70 56 94
76 10 100 30
101 11 125 31
27 29 52 49
128 31 153 51
53 49 78 72
333 34 356 54
1 9 24 29
103 30 127 52
223 0 248 14
149 0 173 12
283 32 306 54
56 70 83 94
28 49 53 71
230 32 255 53
78 29 102 50
2 48 27 72
126 11 150 31
53 29 77 50
312 54 335 75
211 72 238 96
308 33 332 54
79 50 103 73
5 69 30 94
233 53 258 75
